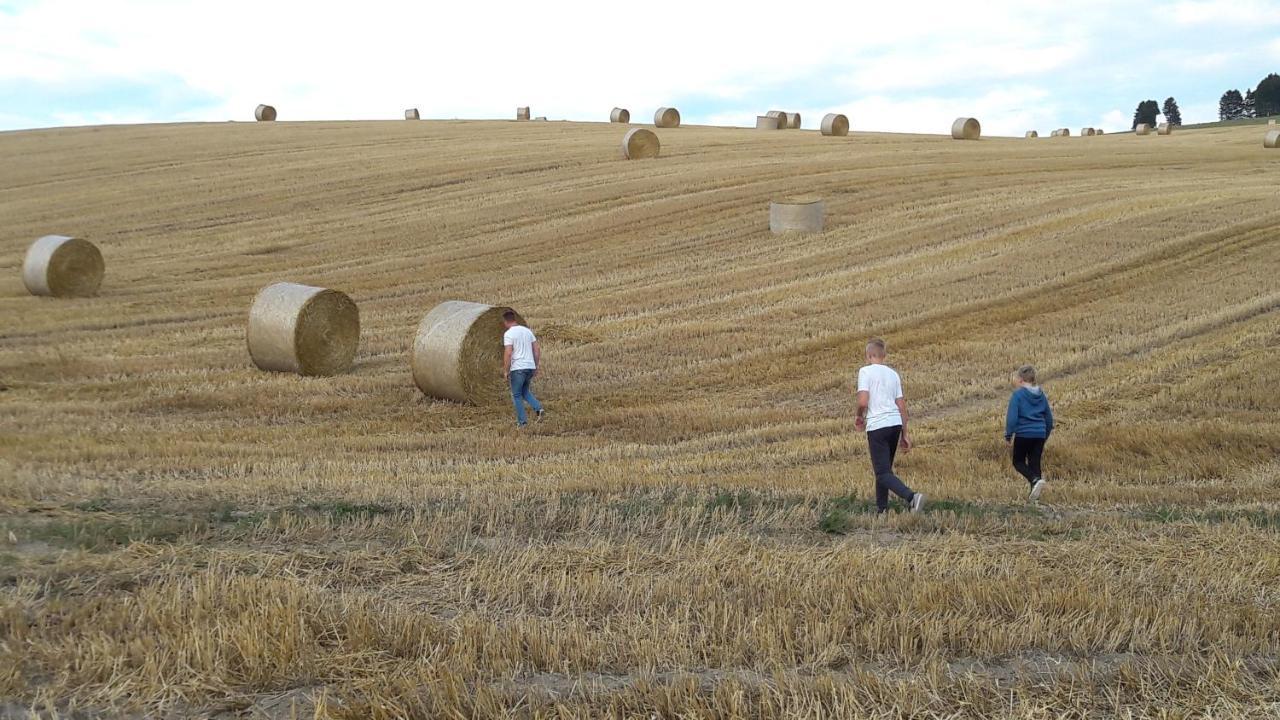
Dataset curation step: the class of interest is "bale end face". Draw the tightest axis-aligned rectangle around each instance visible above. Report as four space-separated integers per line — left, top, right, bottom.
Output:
622 128 660 159
951 117 981 140
254 104 277 122
820 113 849 137
1157 123 1173 135
769 197 825 235
1135 124 1151 135
412 301 524 405
516 107 530 121
247 282 360 376
610 107 631 123
755 115 781 131
22 235 105 298
784 112 801 129
1025 130 1039 138
654 107 681 128
405 108 420 120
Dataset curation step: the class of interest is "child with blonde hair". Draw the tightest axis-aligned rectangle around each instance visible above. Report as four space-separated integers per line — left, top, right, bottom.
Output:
1005 365 1054 501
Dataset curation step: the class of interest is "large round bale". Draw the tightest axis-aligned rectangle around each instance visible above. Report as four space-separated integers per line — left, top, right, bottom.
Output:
1081 128 1095 136
1096 129 1105 135
1050 128 1070 137
1157 123 1173 135
756 115 781 130
405 108 420 120
784 112 801 129
820 113 849 136
769 196 825 235
951 117 981 140
516 106 530 121
654 107 681 128
1025 130 1039 138
610 107 630 123
1135 124 1151 135
246 282 360 376
412 301 524 404
254 104 277 122
621 128 660 159
22 235 104 298
1264 130 1280 148
765 110 787 126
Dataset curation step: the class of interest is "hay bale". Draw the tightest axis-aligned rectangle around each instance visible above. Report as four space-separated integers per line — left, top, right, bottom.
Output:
1157 123 1172 135
534 116 547 121
1096 129 1104 135
820 113 849 136
784 112 801 129
765 110 787 126
622 128 660 159
610 107 630 123
412 301 524 404
1136 124 1151 135
22 235 104 298
1025 130 1038 138
1264 130 1280 148
516 106 530 121
769 196 824 234
951 117 981 140
405 108 420 120
255 104 277 122
1269 119 1277 126
247 282 359 376
1050 128 1070 137
756 115 781 130
1081 128 1095 136
654 107 681 128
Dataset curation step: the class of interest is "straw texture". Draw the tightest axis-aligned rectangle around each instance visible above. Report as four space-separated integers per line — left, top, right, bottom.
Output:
610 108 630 123
1136 124 1151 135
412 301 523 404
1025 131 1039 138
254 104 277 122
405 108 420 120
621 128 660 159
22 235 104 298
784 112 801 129
516 107 530 121
654 107 681 128
1265 130 1280 149
247 282 359 376
820 113 849 137
951 117 981 140
769 196 824 234
1157 123 1173 135
756 115 781 131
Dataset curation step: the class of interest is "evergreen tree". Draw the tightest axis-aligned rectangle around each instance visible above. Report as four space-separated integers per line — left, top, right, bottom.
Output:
1162 97 1183 126
1218 90 1244 121
1254 73 1280 117
1242 89 1256 118
1132 100 1160 129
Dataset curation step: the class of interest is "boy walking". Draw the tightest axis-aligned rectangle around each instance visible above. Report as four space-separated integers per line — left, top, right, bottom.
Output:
502 311 544 427
855 338 925 514
1005 365 1054 501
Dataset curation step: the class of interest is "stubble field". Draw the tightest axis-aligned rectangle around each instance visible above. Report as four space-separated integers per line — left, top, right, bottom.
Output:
1 118 1278 718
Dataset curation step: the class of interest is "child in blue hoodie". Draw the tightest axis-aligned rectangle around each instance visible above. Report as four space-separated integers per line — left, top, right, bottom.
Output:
1005 365 1054 501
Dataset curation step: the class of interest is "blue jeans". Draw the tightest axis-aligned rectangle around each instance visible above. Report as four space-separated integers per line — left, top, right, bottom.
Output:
509 369 543 425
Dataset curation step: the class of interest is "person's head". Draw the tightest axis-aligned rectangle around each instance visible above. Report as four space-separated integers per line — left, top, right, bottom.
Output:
502 310 518 329
865 337 887 363
1013 364 1037 387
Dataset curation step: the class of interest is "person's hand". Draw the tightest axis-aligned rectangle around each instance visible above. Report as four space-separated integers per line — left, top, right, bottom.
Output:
854 416 866 431
532 368 540 380
899 432 912 452
1004 436 1012 446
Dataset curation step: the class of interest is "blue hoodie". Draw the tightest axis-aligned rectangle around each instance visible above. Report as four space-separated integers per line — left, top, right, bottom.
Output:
1005 386 1054 441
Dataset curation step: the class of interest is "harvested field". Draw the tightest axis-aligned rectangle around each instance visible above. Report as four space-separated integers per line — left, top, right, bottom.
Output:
1 119 1278 718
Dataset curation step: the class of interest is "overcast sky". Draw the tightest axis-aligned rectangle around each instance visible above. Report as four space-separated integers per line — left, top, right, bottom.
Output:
1 0 1277 135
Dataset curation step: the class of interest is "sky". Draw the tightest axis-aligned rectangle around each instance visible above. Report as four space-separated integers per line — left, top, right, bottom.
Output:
1 0 1278 136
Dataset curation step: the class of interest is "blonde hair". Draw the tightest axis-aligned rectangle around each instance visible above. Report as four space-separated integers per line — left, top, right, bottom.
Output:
866 337 887 358
1016 365 1037 384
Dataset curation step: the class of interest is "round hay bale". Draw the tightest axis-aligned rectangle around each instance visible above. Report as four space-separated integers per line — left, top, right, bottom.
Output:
622 128 660 159
534 116 547 121
1081 128 1095 136
1157 123 1172 135
516 106 530 121
1264 130 1280 148
765 110 787 125
610 107 631 123
412 301 524 404
1025 130 1038 138
1135 124 1151 135
769 196 824 235
254 104 277 122
951 117 981 140
1269 118 1277 126
756 115 781 130
1050 128 1070 137
22 235 104 298
784 112 801 129
1096 129 1104 135
654 107 681 128
405 108 420 120
246 282 359 376
820 113 849 136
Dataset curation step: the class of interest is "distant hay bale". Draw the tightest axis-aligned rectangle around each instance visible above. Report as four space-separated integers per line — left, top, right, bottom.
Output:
1096 129 1104 135
784 112 801 129
765 110 787 126
1136 124 1151 135
1050 128 1070 137
254 104 277 122
820 113 849 136
769 196 824 235
1264 130 1280 148
1025 130 1038 138
1157 123 1172 135
1270 119 1277 126
951 117 981 140
405 108 420 120
534 116 547 121
1081 128 1095 136
516 107 530 121
654 107 681 128
247 282 360 376
756 115 781 130
22 235 104 298
621 128 660 159
610 107 630 123
412 301 524 404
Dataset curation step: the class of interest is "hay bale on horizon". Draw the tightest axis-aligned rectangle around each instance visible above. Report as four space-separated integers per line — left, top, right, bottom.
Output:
756 115 780 130
1025 130 1039 138
1081 128 1095 136
784 112 801 129
610 107 630 123
951 117 981 140
1158 123 1173 135
821 113 849 136
412 301 524 404
1050 128 1070 137
22 235 104 298
622 128 660 159
405 108 420 120
516 107 530 121
769 196 824 235
254 104 277 122
1096 129 1105 135
1264 129 1280 148
654 107 681 128
765 110 787 126
1136 124 1151 135
247 282 359 376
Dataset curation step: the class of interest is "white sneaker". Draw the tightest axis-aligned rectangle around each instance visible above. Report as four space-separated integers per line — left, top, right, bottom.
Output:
910 493 926 513
1029 479 1045 502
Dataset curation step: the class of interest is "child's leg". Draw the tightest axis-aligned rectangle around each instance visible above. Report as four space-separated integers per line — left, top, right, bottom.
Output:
1011 438 1036 485
1027 438 1046 480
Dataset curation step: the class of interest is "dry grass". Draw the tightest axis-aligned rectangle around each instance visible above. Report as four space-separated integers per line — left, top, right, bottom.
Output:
1 119 1278 718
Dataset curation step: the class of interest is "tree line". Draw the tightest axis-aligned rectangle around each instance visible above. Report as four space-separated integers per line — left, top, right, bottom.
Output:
1218 73 1280 121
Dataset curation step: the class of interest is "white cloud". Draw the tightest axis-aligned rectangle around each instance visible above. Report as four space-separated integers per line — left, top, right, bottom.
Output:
1171 0 1279 25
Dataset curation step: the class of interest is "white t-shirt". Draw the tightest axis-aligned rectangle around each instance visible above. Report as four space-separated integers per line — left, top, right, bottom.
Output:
503 325 538 371
857 363 904 432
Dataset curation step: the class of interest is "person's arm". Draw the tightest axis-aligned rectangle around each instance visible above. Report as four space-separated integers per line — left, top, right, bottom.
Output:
1005 393 1018 443
503 345 513 379
896 396 911 450
855 391 869 431
1044 396 1054 438
531 341 542 378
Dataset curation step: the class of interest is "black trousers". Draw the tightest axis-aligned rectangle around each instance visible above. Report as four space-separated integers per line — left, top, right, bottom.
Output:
1011 436 1046 486
867 426 914 512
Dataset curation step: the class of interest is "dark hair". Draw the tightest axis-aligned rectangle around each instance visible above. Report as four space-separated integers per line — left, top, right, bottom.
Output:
502 310 517 322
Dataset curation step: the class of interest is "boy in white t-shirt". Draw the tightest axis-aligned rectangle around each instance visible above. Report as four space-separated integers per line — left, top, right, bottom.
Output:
855 338 925 514
502 311 544 427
